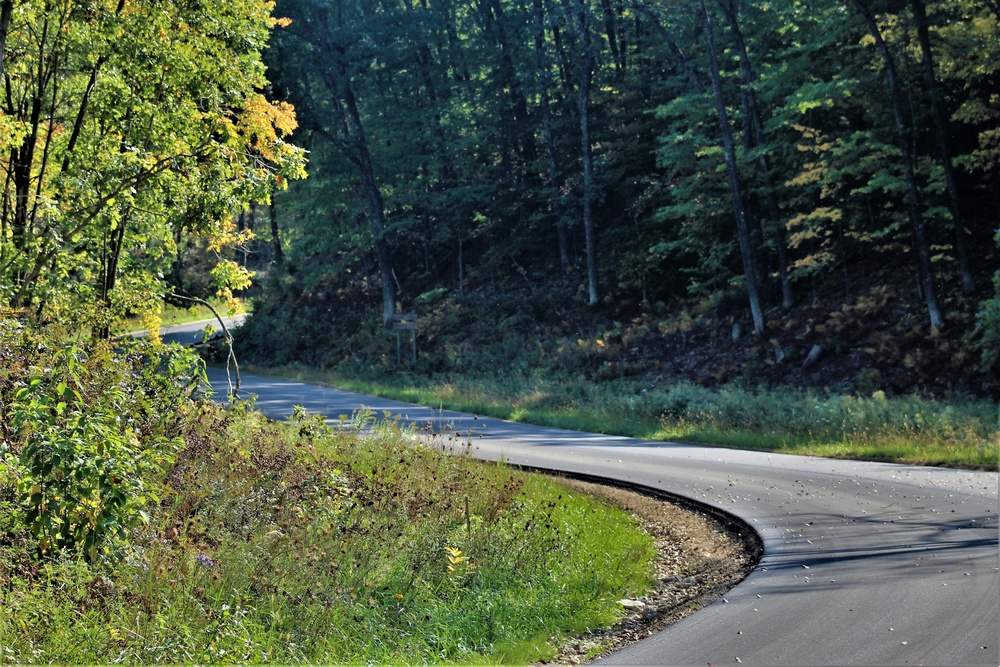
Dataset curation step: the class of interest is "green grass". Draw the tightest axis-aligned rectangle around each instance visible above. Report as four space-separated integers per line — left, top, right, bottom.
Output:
0 402 654 664
240 365 999 471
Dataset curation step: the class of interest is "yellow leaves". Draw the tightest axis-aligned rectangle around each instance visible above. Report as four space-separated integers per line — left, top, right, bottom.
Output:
0 112 28 153
791 125 833 154
208 216 254 253
792 251 835 271
236 94 299 161
787 207 842 249
445 546 475 575
211 260 254 294
786 166 825 187
141 311 162 345
788 207 842 227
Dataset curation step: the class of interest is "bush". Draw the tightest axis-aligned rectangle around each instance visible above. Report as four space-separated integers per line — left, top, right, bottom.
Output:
1 321 205 562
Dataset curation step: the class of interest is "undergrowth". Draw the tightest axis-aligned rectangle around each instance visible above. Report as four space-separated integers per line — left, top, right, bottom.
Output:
0 319 655 663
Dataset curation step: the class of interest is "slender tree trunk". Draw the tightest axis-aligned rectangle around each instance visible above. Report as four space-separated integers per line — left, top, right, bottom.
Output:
96 209 129 340
534 0 569 269
580 69 597 305
599 0 624 71
0 0 13 82
851 0 943 328
719 0 793 309
911 0 974 295
479 0 535 165
458 232 464 297
268 200 283 265
565 0 598 304
343 84 397 325
698 0 765 333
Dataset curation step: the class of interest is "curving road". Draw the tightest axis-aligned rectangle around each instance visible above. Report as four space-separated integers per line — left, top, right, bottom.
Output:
155 314 248 347
205 367 999 666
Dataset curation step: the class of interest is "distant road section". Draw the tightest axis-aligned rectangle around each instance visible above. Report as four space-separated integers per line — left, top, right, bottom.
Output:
205 366 999 667
131 314 247 346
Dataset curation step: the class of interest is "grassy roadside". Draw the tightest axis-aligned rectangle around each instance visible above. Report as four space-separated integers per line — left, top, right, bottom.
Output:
239 364 999 471
3 323 661 663
1 387 655 663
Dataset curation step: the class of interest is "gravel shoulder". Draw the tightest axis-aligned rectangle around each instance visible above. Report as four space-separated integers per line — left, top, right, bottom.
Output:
548 479 759 665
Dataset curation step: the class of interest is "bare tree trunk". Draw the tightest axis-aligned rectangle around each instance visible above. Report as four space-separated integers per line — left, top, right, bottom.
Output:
534 0 570 269
0 0 14 83
719 0 793 309
911 0 974 295
698 0 765 333
564 0 598 305
268 200 284 265
343 84 397 325
851 0 943 328
599 0 624 71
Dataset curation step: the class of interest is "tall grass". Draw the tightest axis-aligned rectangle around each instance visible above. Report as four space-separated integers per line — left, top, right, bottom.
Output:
1 402 654 663
250 366 999 470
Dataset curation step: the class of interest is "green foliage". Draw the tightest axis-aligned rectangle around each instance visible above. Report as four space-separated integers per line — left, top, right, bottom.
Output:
1 320 205 561
0 0 305 335
242 0 998 356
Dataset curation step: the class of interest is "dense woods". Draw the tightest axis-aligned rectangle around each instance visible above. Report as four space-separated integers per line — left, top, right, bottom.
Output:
1 0 998 392
231 0 1000 397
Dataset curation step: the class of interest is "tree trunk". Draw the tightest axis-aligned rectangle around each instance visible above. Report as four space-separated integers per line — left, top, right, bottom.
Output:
534 0 569 269
851 0 943 328
479 0 535 165
96 209 129 340
580 69 598 306
719 0 793 309
911 0 974 295
268 200 284 265
565 0 598 305
698 0 765 333
599 0 624 71
343 84 397 325
0 0 13 81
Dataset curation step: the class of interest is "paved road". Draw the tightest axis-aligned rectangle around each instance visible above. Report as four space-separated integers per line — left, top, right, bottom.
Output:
152 314 248 346
205 367 999 666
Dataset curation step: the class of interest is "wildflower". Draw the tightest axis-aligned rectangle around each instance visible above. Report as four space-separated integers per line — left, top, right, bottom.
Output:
196 554 218 568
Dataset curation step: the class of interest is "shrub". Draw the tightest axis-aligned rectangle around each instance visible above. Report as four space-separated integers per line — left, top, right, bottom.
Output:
2 321 204 562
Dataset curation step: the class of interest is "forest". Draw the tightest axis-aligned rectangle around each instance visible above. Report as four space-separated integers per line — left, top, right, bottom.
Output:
228 0 1000 399
0 0 998 397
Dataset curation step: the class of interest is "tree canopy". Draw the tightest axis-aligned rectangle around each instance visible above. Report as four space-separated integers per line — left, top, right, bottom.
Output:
0 0 305 333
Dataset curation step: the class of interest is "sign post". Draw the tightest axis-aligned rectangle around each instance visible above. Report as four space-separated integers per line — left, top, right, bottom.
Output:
390 313 417 365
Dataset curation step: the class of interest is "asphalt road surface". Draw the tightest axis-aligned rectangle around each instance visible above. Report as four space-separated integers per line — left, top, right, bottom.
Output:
153 314 248 346
205 366 999 666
